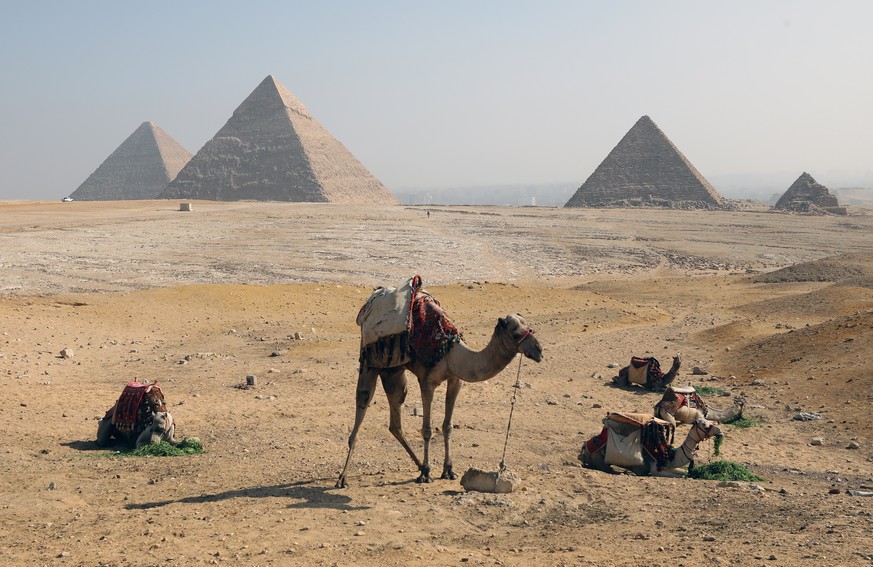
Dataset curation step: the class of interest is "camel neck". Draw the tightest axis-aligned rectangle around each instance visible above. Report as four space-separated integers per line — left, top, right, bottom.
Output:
673 432 701 468
447 332 517 383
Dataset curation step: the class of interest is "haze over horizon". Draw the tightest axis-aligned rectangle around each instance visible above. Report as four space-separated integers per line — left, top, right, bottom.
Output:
2 1 871 202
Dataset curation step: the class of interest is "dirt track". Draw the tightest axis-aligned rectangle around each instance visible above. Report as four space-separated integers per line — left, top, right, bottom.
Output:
1 201 872 566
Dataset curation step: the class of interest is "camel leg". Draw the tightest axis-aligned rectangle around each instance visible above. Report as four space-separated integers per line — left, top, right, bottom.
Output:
380 367 423 470
440 377 462 480
335 366 380 489
417 378 436 483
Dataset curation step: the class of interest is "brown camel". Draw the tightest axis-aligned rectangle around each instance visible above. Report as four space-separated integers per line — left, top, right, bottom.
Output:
336 314 543 488
654 385 745 427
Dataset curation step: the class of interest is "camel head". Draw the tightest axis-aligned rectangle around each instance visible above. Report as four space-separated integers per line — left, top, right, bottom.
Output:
147 411 174 445
690 418 723 443
496 314 542 362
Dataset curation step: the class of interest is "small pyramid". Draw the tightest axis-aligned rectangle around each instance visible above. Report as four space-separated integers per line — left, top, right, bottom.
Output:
565 115 722 208
774 172 846 215
160 75 397 204
71 122 192 201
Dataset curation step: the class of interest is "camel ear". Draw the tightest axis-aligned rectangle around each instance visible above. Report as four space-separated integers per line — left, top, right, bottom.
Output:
497 317 507 329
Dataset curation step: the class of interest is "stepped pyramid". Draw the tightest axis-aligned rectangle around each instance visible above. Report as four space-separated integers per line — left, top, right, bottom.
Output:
160 75 397 204
565 115 722 209
774 172 846 215
71 122 192 200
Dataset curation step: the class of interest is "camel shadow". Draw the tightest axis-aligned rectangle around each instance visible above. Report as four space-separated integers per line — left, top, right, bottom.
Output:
603 380 661 396
126 479 369 511
61 439 108 451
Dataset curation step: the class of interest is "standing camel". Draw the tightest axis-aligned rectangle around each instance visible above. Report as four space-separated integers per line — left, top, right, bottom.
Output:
336 313 543 488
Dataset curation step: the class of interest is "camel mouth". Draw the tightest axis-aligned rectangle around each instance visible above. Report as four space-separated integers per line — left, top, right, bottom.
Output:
524 350 543 363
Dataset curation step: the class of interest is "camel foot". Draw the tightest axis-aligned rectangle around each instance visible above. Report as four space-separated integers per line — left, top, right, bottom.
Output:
440 467 457 480
335 476 348 489
416 465 432 483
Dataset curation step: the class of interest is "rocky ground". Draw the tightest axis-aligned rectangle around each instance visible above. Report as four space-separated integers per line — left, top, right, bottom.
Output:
0 200 872 566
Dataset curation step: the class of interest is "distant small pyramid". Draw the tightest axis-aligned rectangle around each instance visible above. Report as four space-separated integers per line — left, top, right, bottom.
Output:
160 75 397 204
565 115 722 208
774 172 846 215
71 122 192 201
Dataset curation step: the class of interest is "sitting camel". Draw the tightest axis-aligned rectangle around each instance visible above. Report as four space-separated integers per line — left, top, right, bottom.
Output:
96 382 177 448
654 385 745 427
579 413 723 477
613 355 681 391
336 287 542 487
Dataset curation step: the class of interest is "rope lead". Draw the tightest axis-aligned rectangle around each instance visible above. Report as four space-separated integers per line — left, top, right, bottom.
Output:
499 355 524 473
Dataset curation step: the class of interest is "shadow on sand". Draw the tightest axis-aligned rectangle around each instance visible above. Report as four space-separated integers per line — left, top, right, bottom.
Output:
126 479 371 511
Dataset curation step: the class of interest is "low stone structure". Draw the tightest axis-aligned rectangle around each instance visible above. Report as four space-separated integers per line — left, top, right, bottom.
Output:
160 75 397 205
565 115 723 209
774 172 847 215
71 122 192 201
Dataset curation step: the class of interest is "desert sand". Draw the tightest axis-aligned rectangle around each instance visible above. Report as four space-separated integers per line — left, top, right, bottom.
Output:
1 200 872 566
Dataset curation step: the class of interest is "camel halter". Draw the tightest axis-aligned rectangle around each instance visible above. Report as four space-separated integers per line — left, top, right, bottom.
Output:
498 355 525 473
516 327 535 346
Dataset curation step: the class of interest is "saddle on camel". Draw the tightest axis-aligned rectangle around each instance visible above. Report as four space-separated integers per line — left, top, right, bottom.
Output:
96 381 176 448
613 354 681 391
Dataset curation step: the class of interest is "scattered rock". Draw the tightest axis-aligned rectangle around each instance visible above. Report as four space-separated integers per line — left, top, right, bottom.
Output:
293 332 303 340
607 362 619 369
829 488 841 494
60 348 73 359
794 412 821 421
691 366 707 375
48 481 57 490
810 438 825 446
460 468 519 493
717 481 741 489
847 490 873 497
750 379 765 386
846 441 860 450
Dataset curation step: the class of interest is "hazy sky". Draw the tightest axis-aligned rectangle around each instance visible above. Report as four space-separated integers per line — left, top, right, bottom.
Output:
2 1 871 200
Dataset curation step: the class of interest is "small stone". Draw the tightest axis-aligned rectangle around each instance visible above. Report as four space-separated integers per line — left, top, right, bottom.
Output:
750 379 765 386
48 481 57 490
60 348 73 359
592 403 602 409
607 362 619 368
810 438 825 446
846 441 860 450
703 535 715 542
829 488 841 494
692 366 708 375
294 332 303 340
354 531 365 536
717 481 741 488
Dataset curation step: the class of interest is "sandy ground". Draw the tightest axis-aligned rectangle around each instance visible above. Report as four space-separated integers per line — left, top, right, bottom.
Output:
1 200 872 567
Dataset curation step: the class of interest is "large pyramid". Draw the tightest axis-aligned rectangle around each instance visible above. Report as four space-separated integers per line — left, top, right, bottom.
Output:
565 115 722 209
71 122 192 201
160 75 397 204
774 172 846 215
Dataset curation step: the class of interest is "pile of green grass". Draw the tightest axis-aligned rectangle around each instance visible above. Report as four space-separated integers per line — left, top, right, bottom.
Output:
126 438 204 457
722 414 763 428
695 386 726 396
689 460 764 482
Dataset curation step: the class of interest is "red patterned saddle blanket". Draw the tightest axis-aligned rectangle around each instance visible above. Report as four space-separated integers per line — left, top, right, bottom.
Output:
110 382 166 435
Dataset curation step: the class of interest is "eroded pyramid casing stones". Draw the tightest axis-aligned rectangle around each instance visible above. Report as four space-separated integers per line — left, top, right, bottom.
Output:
71 122 192 201
160 75 397 204
565 115 722 209
774 172 846 215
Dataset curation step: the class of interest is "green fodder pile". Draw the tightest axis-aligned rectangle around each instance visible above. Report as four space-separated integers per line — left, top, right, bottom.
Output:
695 386 726 397
722 414 763 428
690 460 764 482
127 438 204 457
